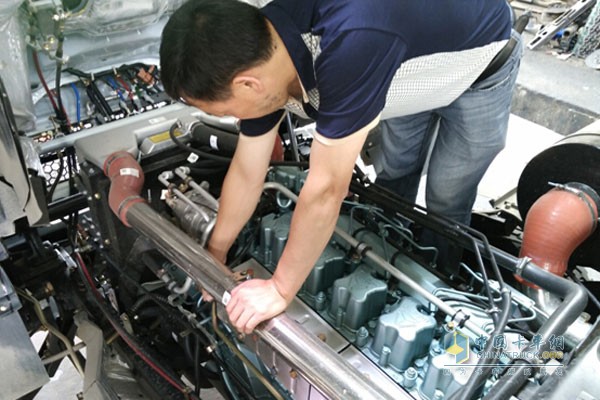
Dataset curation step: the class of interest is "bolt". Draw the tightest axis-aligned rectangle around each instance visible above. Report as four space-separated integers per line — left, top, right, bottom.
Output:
317 333 327 343
0 305 7 312
433 389 445 400
314 291 326 311
289 370 298 379
94 193 101 200
104 239 111 246
335 307 345 328
404 367 418 389
355 326 369 348
379 346 391 368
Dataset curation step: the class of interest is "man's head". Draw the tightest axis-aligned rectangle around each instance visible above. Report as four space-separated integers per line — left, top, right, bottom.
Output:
160 0 291 118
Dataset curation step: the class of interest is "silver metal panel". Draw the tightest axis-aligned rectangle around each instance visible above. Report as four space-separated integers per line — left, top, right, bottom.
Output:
340 346 413 400
0 267 49 399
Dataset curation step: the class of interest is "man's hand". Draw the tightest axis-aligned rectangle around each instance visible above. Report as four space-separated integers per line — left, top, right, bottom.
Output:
226 278 289 334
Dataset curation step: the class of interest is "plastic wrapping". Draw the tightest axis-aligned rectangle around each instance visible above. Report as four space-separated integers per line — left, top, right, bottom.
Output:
64 0 185 36
0 0 35 131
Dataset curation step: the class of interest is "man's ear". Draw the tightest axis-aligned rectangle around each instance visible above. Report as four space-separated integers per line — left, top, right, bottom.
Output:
232 74 263 96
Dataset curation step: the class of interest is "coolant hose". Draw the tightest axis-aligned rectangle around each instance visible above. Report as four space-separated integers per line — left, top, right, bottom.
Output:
516 182 599 287
103 151 145 227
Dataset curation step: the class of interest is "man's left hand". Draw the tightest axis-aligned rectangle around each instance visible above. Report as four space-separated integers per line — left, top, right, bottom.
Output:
226 278 289 334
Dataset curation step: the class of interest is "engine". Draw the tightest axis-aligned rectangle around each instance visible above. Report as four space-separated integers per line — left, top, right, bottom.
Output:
1 1 600 400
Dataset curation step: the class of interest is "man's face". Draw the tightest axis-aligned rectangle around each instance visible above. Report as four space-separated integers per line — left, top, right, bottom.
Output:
184 78 288 120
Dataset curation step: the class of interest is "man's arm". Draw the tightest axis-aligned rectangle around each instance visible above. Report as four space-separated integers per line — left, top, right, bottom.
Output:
226 118 379 333
207 125 279 263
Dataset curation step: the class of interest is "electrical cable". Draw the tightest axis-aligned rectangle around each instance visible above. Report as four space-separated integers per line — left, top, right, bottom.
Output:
91 80 114 117
54 26 68 129
73 252 200 400
84 82 111 119
211 303 284 400
106 77 127 103
116 75 135 101
33 51 71 129
194 335 202 397
46 150 64 202
70 83 81 123
101 251 213 348
33 51 60 115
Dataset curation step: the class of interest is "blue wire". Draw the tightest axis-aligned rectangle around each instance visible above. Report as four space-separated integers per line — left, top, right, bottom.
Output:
70 83 81 123
107 76 126 102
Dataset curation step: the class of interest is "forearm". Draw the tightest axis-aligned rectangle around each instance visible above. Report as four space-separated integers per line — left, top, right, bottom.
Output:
208 164 264 261
208 128 279 261
271 181 345 302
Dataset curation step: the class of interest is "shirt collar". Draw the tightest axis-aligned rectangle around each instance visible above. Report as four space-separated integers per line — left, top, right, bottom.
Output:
261 4 317 92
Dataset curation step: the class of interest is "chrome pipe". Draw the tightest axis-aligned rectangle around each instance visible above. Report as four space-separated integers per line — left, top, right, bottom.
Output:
125 202 396 400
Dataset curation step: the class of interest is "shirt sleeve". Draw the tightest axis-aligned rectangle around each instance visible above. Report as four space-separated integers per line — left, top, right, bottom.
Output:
240 109 285 136
315 29 407 139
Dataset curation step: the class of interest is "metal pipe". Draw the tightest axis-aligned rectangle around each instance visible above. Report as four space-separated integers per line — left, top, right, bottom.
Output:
16 288 85 377
483 259 588 399
172 276 193 295
126 203 236 304
125 203 395 400
262 182 489 338
160 170 212 222
174 166 219 210
42 342 86 365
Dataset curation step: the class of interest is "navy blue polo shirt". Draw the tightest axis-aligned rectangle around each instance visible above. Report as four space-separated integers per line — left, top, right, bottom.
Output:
241 0 512 140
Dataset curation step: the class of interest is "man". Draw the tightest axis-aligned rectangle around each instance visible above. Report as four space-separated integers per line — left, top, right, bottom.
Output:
160 0 521 334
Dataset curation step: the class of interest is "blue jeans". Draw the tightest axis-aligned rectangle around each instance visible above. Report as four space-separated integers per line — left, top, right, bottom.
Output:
374 31 523 226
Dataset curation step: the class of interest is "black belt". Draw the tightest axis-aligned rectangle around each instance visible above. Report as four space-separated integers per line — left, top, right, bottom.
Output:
474 13 529 84
474 36 517 84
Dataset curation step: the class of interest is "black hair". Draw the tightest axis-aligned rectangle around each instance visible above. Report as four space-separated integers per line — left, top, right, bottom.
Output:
160 0 274 102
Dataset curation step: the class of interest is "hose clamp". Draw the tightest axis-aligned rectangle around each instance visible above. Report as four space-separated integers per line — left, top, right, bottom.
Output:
451 309 471 328
354 241 372 258
549 182 598 230
514 256 532 277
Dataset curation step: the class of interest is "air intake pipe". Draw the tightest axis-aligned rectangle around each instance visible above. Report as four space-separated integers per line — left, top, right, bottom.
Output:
104 151 396 400
516 182 599 289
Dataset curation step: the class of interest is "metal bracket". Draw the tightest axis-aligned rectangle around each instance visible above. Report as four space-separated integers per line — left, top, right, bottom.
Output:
528 0 597 50
451 309 471 329
0 267 21 316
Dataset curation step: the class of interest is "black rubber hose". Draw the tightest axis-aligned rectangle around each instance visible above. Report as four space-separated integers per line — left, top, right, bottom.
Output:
129 293 170 315
452 290 512 400
191 123 239 156
169 123 232 163
483 262 588 399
